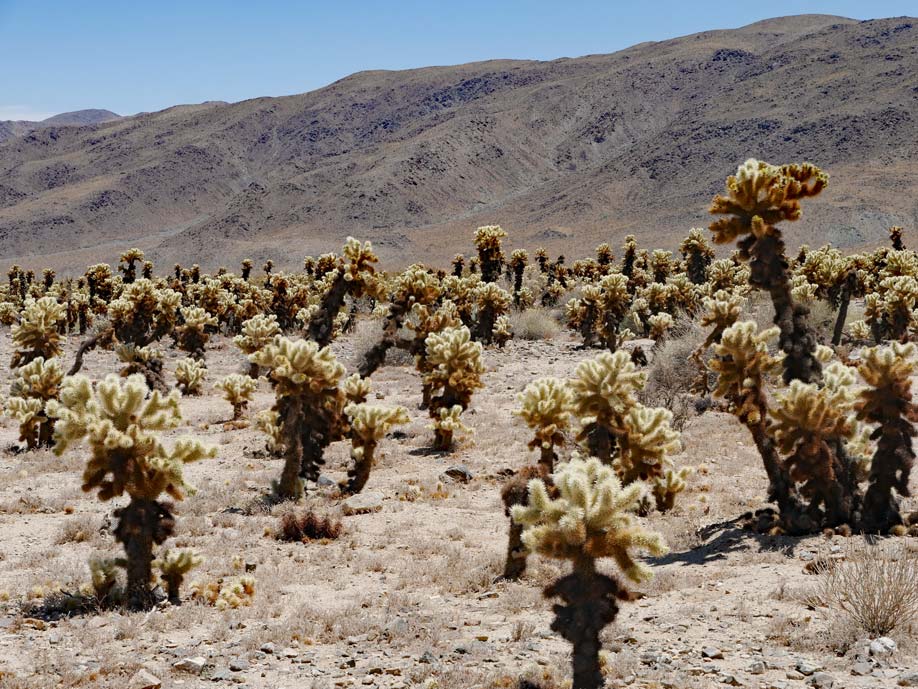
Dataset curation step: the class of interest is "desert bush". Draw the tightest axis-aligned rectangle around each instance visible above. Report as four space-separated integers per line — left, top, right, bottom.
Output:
813 539 918 636
509 307 560 341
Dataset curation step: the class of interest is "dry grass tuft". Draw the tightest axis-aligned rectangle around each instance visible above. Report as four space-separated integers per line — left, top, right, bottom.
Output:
509 307 561 341
811 538 918 636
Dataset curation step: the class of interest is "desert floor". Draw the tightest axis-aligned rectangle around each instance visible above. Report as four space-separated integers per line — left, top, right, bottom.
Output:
0 327 915 689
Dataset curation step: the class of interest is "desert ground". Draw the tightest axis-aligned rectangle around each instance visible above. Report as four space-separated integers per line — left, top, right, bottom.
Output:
0 317 914 689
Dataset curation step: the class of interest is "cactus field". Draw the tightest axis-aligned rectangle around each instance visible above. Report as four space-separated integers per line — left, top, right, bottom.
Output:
0 160 915 688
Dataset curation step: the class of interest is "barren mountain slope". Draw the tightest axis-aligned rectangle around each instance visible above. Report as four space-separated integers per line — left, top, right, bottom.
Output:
0 110 120 144
0 14 915 271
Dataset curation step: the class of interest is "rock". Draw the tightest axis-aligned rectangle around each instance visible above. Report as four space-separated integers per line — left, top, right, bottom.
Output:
702 647 725 659
899 672 918 687
796 660 821 676
749 661 766 675
851 662 873 676
229 659 249 672
719 674 742 686
174 656 207 674
342 492 384 515
870 637 897 656
282 647 298 658
317 475 337 487
128 669 162 689
808 672 834 688
441 465 473 483
260 642 276 654
419 651 437 664
211 667 233 682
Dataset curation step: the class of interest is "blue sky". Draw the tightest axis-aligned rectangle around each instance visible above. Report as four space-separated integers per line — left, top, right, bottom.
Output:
0 0 914 120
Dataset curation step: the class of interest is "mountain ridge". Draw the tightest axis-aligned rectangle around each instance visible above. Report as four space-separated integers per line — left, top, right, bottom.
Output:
0 14 915 272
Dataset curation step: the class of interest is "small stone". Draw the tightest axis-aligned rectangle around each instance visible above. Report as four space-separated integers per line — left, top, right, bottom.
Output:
419 651 437 664
899 671 918 687
851 662 873 676
342 492 384 515
128 669 162 689
786 671 804 680
229 659 249 672
702 647 724 659
260 643 276 654
174 657 207 674
441 465 473 483
211 668 233 682
796 660 820 676
870 637 897 656
282 647 298 658
719 674 741 686
749 661 766 675
808 672 834 688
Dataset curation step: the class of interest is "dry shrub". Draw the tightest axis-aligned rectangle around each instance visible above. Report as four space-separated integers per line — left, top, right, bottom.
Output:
53 514 99 544
640 314 703 430
812 539 918 636
509 307 561 341
350 317 413 367
276 509 343 542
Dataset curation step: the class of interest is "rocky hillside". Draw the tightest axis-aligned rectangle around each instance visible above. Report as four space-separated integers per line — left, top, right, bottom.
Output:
0 15 915 271
0 109 120 144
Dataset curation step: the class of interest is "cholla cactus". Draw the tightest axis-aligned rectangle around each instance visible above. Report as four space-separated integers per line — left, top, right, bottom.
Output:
474 225 507 283
692 290 745 393
474 282 511 345
174 358 206 396
255 409 284 457
251 336 347 499
48 374 216 609
176 306 218 360
234 314 281 377
154 549 202 605
650 250 675 283
191 576 256 610
709 159 827 384
343 373 371 404
596 272 631 351
6 357 63 449
516 378 574 472
11 296 66 368
856 343 917 533
614 406 682 507
889 226 905 250
680 228 715 284
109 279 181 347
341 403 409 494
570 351 645 463
424 326 485 450
116 343 167 393
215 374 258 421
770 376 858 526
512 456 666 689
647 312 673 342
307 238 383 346
509 249 529 304
493 315 512 348
358 264 440 377
119 248 145 283
566 285 602 348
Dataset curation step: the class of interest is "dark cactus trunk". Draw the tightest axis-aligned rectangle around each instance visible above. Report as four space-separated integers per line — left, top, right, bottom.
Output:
861 421 914 533
114 498 174 610
308 273 348 346
546 557 621 689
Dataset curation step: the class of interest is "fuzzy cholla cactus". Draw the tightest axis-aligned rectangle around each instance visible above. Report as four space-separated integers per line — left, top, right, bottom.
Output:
570 351 646 463
692 290 745 392
680 228 715 285
215 374 258 421
614 406 683 510
11 296 66 368
474 225 507 283
474 282 511 345
709 159 827 385
647 312 673 342
48 374 216 609
176 306 218 360
856 343 917 533
251 336 347 499
512 456 666 689
341 404 410 494
770 375 858 526
515 378 574 472
154 550 202 605
175 358 206 396
6 356 63 449
424 326 485 450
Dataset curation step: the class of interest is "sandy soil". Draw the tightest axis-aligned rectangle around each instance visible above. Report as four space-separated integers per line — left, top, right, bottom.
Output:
0 328 915 689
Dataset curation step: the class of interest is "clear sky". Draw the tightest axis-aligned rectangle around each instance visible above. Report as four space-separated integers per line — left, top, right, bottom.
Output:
1 0 914 120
